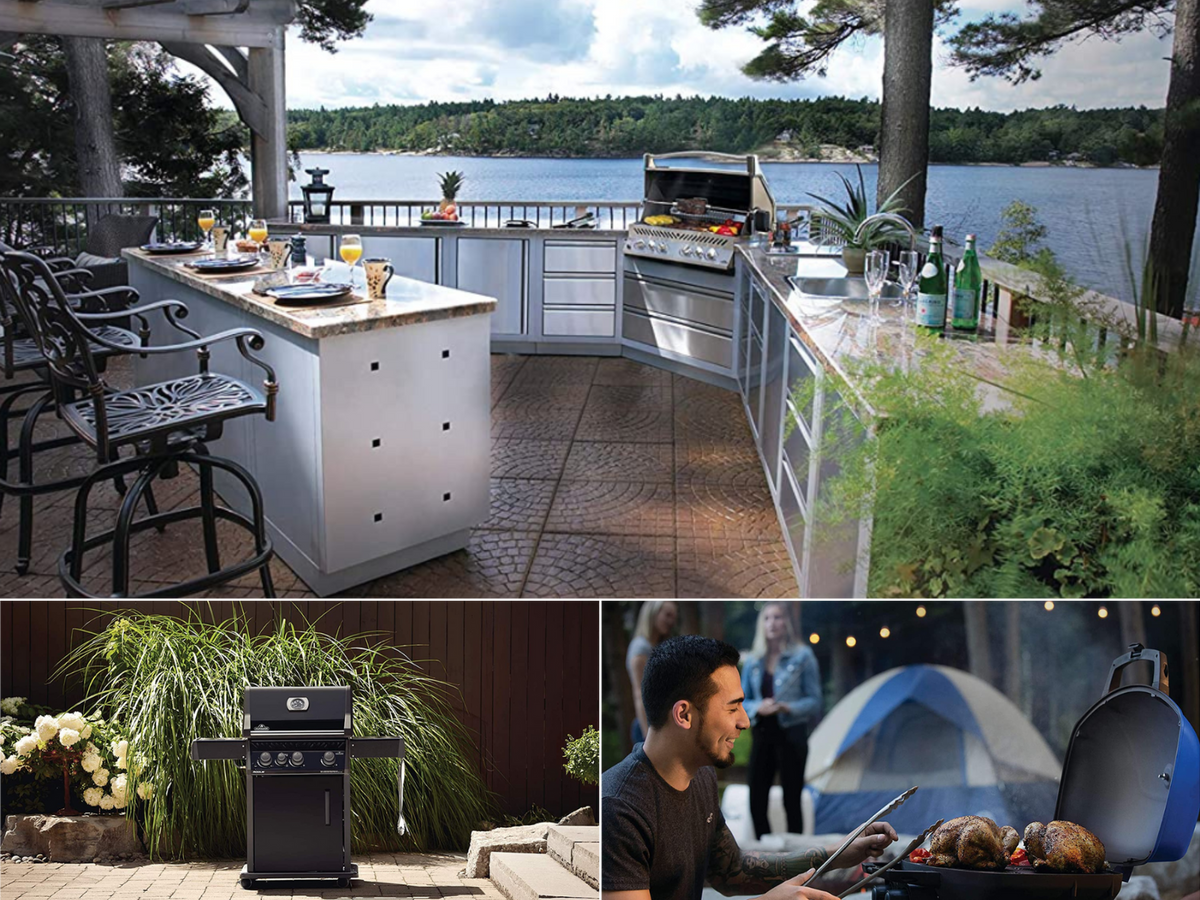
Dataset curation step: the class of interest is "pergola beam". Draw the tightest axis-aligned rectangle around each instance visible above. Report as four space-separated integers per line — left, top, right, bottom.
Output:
160 40 267 138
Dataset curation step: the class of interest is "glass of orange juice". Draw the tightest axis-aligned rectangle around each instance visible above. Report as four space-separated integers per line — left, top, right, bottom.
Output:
198 208 215 252
248 218 269 251
340 234 363 284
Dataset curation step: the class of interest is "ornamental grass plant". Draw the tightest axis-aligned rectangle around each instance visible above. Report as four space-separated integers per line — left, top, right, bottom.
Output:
55 611 494 858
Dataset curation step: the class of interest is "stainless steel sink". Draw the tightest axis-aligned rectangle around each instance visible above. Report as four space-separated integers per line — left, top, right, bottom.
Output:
787 276 904 302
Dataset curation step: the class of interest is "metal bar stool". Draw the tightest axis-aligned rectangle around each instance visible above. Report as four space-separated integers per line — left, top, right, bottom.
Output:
0 258 159 574
4 251 280 597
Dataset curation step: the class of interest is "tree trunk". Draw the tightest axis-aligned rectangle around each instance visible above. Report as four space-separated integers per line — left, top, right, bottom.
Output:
1147 0 1199 319
602 603 636 758
677 602 701 639
1180 602 1199 738
699 601 725 642
62 36 122 198
1005 602 1022 702
1118 601 1147 650
964 601 993 686
878 0 933 228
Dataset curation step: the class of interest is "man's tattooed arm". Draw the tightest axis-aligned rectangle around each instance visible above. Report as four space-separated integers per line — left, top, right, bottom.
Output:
706 823 830 895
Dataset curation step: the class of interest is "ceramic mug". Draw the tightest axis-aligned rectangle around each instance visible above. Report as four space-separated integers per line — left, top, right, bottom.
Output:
210 225 229 254
363 258 394 300
266 239 290 271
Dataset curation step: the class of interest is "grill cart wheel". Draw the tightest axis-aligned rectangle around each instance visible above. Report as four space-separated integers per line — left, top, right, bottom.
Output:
338 878 352 888
239 878 255 890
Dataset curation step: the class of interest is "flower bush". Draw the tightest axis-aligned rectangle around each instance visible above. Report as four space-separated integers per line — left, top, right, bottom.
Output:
0 702 152 814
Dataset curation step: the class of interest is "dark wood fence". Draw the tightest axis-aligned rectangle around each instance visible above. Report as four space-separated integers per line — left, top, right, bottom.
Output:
0 600 599 819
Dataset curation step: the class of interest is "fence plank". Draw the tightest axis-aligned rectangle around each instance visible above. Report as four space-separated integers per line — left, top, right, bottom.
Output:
11 601 30 700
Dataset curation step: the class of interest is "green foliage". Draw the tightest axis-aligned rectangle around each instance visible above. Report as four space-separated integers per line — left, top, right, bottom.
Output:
989 200 1059 273
56 611 495 858
806 164 914 248
295 0 372 53
438 170 465 201
562 726 599 786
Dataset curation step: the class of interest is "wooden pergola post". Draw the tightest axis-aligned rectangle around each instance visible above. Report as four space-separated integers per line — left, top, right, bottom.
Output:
0 0 296 217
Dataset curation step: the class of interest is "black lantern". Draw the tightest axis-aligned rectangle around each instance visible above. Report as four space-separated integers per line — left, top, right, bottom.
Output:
301 167 335 223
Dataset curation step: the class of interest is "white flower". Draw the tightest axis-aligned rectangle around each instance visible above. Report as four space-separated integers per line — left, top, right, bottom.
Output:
0 735 5 747
136 782 154 801
0 696 24 715
83 787 103 807
80 724 92 739
58 727 81 748
35 716 59 742
81 752 102 773
85 742 98 754
0 755 21 775
111 739 129 758
116 755 128 771
58 712 86 732
98 794 115 810
112 794 127 810
110 774 128 803
14 735 38 757
92 768 109 787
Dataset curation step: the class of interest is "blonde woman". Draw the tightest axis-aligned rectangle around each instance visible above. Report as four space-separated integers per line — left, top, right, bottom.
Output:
627 601 677 745
742 602 822 838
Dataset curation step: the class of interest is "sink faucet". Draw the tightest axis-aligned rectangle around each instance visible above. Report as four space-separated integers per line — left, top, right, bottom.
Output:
853 213 918 250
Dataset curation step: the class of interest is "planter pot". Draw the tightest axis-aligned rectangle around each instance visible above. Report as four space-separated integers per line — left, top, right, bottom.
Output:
842 246 866 275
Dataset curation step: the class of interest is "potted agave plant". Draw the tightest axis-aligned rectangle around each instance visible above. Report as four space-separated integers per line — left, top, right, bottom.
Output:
807 165 913 275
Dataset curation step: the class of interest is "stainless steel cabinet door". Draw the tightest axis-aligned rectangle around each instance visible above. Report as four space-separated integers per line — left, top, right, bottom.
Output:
360 235 438 283
457 238 526 335
760 302 788 490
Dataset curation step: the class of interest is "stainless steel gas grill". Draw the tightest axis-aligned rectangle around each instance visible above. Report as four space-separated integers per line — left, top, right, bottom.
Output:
191 686 405 890
623 152 776 377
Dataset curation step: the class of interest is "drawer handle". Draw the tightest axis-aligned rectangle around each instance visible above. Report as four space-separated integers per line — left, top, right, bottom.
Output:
324 790 330 826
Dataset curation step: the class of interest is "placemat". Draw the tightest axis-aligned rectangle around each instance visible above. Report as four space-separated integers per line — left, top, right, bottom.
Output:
252 288 371 310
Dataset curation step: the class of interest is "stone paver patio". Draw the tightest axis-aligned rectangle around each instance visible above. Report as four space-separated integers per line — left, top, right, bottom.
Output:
0 354 798 598
0 853 506 900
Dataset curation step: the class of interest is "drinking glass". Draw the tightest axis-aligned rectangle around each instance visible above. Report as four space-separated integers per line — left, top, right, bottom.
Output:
897 250 920 314
339 234 363 284
248 218 269 249
197 208 215 252
864 250 889 325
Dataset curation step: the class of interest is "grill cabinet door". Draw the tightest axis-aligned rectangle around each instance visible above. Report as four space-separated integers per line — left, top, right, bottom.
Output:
252 775 345 873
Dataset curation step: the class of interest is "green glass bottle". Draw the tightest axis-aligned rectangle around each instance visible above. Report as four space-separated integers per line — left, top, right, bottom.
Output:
916 225 947 332
952 233 982 330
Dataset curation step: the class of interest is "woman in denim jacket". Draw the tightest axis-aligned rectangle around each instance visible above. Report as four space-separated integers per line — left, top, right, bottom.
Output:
741 603 822 838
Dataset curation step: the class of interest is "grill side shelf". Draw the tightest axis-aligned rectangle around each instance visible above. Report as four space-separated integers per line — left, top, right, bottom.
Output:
191 738 247 760
348 737 404 758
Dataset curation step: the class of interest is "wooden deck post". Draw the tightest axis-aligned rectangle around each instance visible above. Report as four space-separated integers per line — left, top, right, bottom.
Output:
248 30 287 220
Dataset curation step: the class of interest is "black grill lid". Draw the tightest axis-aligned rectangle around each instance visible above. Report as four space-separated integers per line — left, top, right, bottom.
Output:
245 686 351 734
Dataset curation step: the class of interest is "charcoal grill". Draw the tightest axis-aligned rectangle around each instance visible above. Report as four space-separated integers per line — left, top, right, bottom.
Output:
191 686 405 890
866 644 1199 900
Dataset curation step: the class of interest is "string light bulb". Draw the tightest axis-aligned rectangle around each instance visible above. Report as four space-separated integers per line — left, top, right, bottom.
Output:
880 627 891 638
809 632 820 644
1098 606 1109 619
846 636 857 648
916 606 927 618
1151 605 1161 617
1044 601 1055 611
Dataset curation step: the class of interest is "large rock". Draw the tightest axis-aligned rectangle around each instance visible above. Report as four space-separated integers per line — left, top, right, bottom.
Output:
1134 823 1200 900
465 823 549 878
1119 877 1162 900
557 807 595 827
2 814 143 862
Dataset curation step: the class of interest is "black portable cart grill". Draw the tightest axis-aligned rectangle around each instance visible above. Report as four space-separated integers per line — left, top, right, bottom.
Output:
864 644 1200 900
191 686 405 890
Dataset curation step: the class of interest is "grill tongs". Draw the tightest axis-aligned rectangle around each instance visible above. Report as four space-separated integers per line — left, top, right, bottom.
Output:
809 786 919 883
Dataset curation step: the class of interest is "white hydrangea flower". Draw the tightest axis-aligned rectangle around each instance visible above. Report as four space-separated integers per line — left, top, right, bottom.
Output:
58 727 81 748
116 755 128 770
81 752 102 773
80 724 92 739
111 739 129 758
85 742 98 754
35 716 59 742
136 782 154 801
0 755 21 775
58 712 86 732
92 768 109 787
112 794 127 810
83 787 104 807
14 734 38 757
110 774 128 802
99 794 115 811
0 696 24 715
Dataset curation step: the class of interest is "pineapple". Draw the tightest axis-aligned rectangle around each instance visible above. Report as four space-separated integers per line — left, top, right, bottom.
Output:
438 171 464 212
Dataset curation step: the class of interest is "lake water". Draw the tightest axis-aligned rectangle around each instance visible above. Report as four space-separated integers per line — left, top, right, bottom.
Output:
295 153 1165 301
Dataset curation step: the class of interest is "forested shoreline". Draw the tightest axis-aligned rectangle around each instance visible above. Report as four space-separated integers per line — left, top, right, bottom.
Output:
287 95 1165 168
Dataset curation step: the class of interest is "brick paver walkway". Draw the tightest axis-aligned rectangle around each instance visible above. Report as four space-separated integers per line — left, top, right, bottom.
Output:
0 853 505 900
0 354 798 598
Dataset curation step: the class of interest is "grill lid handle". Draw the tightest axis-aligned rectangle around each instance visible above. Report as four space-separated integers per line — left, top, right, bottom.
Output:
1105 643 1169 697
646 151 761 176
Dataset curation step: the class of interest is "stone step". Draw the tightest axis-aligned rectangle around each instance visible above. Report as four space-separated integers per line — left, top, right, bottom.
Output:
491 851 597 900
574 842 599 886
546 825 600 890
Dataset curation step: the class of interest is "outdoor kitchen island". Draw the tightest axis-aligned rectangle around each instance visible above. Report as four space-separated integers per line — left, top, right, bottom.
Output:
123 248 496 596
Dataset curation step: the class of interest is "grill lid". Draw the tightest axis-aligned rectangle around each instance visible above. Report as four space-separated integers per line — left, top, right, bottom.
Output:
1056 644 1200 871
642 152 775 220
245 686 351 735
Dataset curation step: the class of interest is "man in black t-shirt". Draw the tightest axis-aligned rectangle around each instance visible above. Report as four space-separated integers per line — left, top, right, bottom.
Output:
602 636 898 900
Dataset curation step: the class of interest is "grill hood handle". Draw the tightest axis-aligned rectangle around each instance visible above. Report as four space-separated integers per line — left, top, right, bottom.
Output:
646 151 761 176
349 737 407 836
1105 643 1169 697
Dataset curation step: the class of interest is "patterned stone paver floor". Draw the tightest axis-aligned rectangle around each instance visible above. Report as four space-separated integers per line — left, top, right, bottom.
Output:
0 354 798 598
0 853 505 900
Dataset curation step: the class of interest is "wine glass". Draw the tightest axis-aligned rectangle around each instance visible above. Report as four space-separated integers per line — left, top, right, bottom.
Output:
864 250 889 325
897 250 920 314
197 208 215 253
339 234 363 284
248 218 269 258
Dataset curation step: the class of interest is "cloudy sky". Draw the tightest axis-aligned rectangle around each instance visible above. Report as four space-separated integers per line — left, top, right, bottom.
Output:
194 0 1175 112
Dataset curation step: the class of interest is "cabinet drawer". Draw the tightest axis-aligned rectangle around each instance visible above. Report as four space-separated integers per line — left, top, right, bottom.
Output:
623 310 732 368
543 308 615 337
543 276 616 307
624 276 734 333
544 241 617 273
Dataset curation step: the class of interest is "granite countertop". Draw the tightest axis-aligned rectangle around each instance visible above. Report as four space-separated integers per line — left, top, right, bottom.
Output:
283 222 626 238
738 245 1048 419
124 249 496 340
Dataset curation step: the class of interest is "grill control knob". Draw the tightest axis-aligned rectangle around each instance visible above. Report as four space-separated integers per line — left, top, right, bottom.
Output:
259 752 272 767
659 244 668 253
275 752 288 766
634 240 646 250
680 246 691 256
647 240 656 251
706 249 718 260
322 751 336 766
291 751 304 767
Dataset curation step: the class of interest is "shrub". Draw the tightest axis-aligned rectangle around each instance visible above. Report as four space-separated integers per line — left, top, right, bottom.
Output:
56 611 495 857
563 726 599 786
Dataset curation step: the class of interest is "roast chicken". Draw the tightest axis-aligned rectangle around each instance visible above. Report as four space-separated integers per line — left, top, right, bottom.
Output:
927 816 1010 870
1023 821 1107 873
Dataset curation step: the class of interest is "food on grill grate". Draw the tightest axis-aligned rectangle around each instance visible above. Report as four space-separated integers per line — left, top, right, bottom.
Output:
1023 821 1107 873
927 816 1011 870
643 214 680 226
1001 825 1021 855
677 197 708 215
